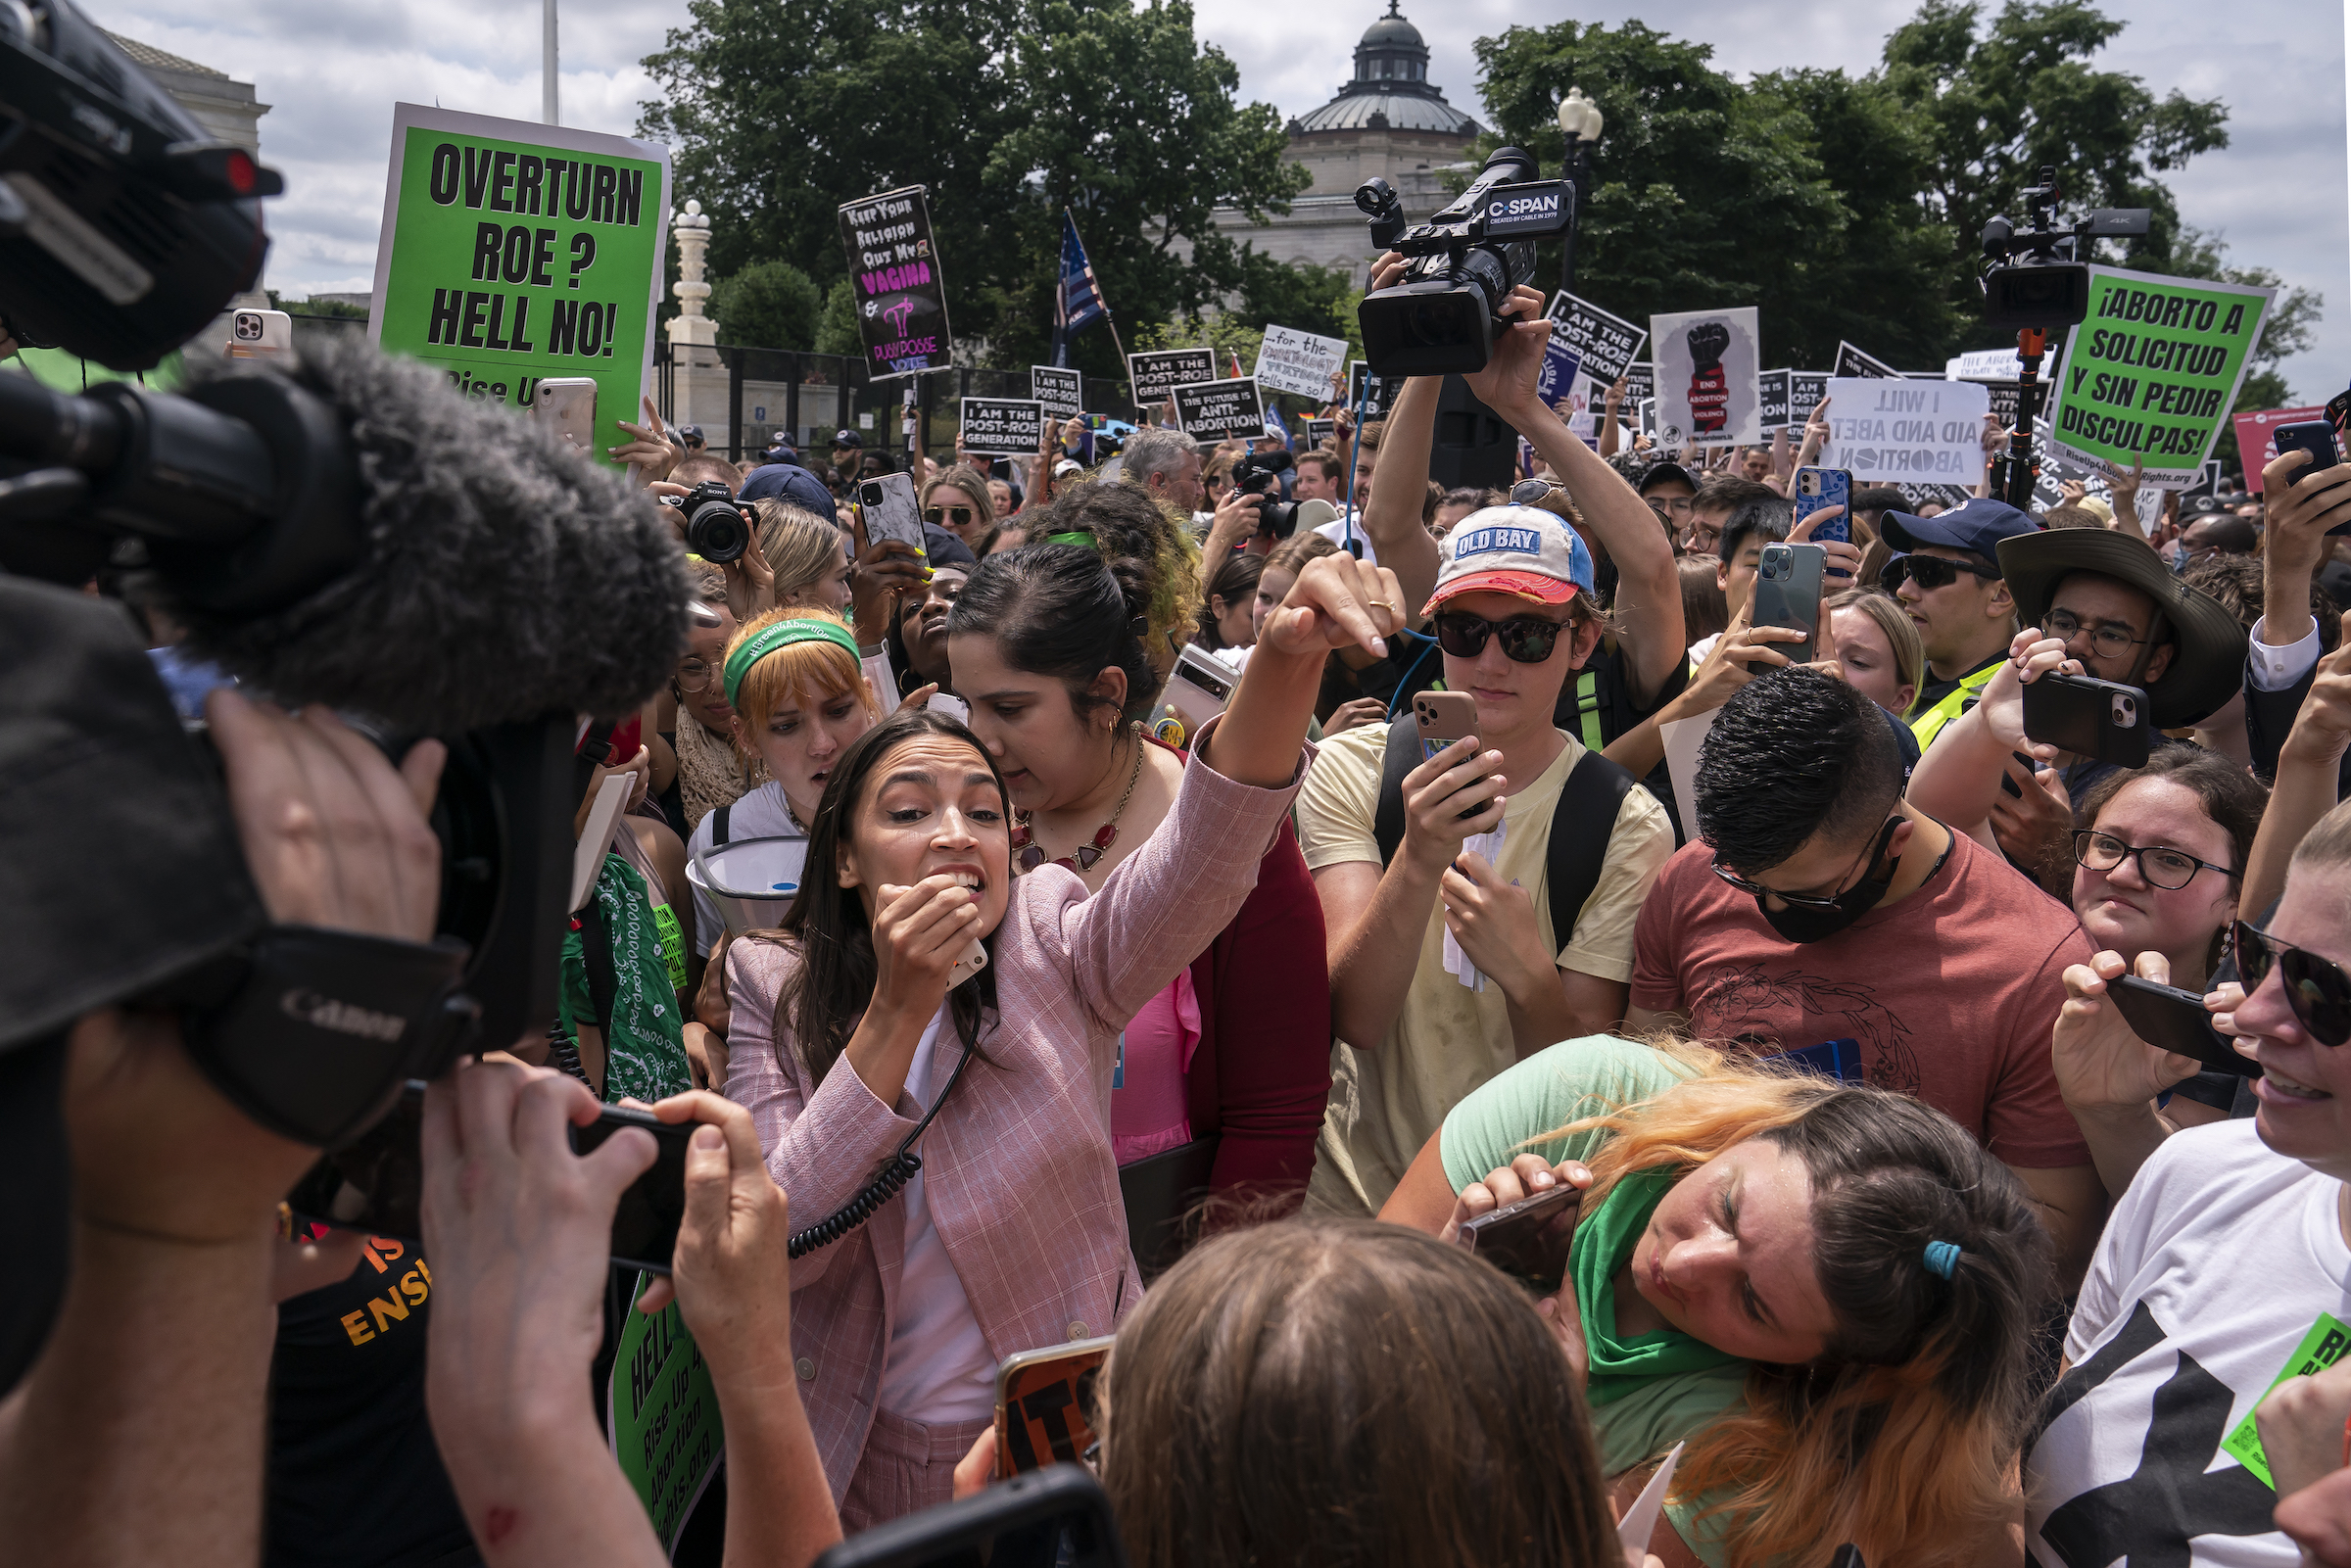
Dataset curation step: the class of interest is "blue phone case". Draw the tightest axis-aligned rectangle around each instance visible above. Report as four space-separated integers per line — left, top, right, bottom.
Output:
1795 466 1851 546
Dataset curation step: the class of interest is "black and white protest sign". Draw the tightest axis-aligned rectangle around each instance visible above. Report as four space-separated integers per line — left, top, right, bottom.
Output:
839 185 952 380
1172 378 1267 442
1790 371 1830 427
1545 291 1648 386
1653 308 1762 447
1817 377 1992 484
1758 370 1793 433
960 397 1047 456
1622 362 1655 407
1833 340 1902 380
1304 417 1337 445
1030 364 1082 425
1254 324 1349 400
1128 348 1217 406
1348 359 1407 419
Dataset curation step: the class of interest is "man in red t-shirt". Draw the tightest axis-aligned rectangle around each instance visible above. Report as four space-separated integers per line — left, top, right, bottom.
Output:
1628 665 2102 1281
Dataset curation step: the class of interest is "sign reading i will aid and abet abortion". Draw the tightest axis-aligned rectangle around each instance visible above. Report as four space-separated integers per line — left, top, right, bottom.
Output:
370 104 670 469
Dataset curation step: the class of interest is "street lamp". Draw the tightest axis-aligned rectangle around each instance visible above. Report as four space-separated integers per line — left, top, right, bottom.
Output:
1555 87 1604 291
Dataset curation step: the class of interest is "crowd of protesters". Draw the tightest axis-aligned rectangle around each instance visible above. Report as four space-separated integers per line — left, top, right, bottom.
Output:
12 253 2351 1568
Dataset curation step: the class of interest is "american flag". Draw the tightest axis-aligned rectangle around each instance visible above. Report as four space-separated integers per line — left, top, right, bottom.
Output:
1057 213 1105 340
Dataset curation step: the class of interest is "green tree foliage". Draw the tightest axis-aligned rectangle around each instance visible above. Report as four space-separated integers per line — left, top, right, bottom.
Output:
2149 226 2324 470
641 0 1305 380
706 259 824 350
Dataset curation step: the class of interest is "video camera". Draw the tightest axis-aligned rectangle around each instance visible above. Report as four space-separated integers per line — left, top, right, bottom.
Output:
1232 448 1301 538
660 478 751 564
1355 147 1572 377
1979 166 2151 329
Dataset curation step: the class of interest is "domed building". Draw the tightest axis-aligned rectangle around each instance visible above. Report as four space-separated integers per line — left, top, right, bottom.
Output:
1211 3 1483 280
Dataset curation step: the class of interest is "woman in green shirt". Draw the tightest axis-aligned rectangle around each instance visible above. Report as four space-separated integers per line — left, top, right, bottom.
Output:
1381 1036 2052 1568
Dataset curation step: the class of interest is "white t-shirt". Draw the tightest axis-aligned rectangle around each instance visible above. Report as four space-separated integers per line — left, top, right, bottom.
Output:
684 782 804 957
1314 515 1378 565
875 1008 995 1423
2026 1120 2351 1567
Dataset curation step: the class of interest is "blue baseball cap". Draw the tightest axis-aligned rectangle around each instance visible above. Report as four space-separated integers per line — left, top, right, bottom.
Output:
1879 496 2039 565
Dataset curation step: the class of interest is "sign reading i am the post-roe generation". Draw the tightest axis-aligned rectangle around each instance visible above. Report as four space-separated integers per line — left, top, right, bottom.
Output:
839 185 953 381
369 104 668 466
2044 263 2276 487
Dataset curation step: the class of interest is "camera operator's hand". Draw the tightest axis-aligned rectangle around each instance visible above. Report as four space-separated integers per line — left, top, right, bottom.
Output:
725 516 778 621
630 1093 789 1353
1203 481 1260 564
848 512 928 644
1462 286 1554 422
1398 737 1507 874
1367 248 1409 293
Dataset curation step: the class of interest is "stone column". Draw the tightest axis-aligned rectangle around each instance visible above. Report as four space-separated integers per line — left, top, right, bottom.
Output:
663 199 730 449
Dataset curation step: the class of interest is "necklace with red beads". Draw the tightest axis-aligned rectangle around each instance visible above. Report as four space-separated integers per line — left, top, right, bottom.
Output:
1011 724 1144 874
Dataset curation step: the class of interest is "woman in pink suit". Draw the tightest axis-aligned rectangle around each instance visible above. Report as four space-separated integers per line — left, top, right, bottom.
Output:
725 550 1400 1526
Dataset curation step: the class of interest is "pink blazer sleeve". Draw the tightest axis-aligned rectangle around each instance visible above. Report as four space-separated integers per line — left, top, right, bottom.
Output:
1033 728 1315 1040
722 936 919 1291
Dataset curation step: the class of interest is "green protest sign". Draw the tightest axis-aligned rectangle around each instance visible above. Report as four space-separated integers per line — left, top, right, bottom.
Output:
368 104 668 468
608 1274 723 1551
2043 264 2273 488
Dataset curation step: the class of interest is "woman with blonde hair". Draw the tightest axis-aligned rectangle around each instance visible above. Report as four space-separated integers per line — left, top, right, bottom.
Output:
921 464 999 558
1824 588 1925 721
1383 1035 2054 1567
753 500 856 613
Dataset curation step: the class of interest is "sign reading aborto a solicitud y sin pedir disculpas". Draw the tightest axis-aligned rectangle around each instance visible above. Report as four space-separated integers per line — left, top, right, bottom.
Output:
839 185 953 380
369 104 670 468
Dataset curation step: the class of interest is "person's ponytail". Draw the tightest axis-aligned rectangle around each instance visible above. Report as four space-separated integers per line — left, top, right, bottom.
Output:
949 544 1160 724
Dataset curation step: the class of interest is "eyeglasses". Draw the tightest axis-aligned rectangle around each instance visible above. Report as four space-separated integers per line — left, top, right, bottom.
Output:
2232 920 2351 1047
2072 830 2236 890
1712 818 1898 911
1432 610 1572 664
924 504 976 527
2043 607 2154 661
1880 553 2002 593
676 658 717 694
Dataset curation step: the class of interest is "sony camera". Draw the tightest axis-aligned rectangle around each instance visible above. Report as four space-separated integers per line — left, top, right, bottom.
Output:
660 479 751 564
1979 166 2151 329
1232 449 1300 539
1355 147 1573 377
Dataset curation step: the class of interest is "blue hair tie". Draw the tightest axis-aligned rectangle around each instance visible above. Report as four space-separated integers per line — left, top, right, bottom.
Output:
1923 1240 1962 1280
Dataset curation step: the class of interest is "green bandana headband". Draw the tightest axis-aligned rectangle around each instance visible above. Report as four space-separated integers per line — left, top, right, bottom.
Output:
723 617 861 708
1043 529 1096 547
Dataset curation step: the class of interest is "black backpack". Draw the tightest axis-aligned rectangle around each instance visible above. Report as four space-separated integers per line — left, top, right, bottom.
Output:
1370 713 1638 954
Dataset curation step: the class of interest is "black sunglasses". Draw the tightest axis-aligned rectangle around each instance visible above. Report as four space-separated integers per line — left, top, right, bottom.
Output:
924 504 976 526
1881 553 2001 593
2233 921 2351 1048
1432 610 1571 664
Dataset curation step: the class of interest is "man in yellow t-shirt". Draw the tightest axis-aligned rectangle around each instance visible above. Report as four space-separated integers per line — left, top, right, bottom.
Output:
1298 503 1672 1217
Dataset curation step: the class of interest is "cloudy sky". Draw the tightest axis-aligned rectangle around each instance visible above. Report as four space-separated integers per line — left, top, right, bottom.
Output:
99 0 2348 399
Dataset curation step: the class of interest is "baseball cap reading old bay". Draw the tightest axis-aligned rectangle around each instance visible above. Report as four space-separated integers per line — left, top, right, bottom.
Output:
1422 504 1596 616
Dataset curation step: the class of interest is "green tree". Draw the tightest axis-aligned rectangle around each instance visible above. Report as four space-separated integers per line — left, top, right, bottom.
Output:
1233 251 1359 348
815 279 862 357
707 259 825 349
1881 0 2230 345
2145 226 2324 473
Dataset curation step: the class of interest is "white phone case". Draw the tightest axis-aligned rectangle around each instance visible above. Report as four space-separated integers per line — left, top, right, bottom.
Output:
948 939 988 989
536 377 599 451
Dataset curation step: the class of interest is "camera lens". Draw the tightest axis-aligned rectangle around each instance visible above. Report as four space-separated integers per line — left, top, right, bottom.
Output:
860 481 884 506
686 501 747 565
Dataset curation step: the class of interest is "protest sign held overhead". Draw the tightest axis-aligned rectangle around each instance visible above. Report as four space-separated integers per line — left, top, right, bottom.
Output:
1621 361 1655 411
1653 308 1761 446
1304 417 1337 446
1947 348 2027 381
1254 324 1349 400
1546 290 1647 386
2233 404 2330 495
1790 371 1830 429
1349 359 1407 419
368 104 668 469
1758 370 1792 433
1816 376 1991 484
1834 340 1902 380
1031 364 1082 426
839 185 952 380
1172 377 1267 442
960 397 1047 456
1128 347 1217 406
1536 338 1583 406
2044 264 2275 487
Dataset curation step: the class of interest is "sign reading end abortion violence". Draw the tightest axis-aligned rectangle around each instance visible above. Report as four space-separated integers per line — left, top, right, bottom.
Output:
839 185 953 380
370 104 668 467
2044 264 2275 488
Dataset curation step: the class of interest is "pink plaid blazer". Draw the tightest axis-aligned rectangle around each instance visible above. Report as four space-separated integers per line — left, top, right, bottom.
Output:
725 736 1312 1501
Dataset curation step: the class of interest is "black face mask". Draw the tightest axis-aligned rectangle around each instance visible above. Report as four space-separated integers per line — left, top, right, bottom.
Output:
1756 821 1902 944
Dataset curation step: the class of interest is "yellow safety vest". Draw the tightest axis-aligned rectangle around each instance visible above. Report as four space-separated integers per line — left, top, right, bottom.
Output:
1909 661 2000 751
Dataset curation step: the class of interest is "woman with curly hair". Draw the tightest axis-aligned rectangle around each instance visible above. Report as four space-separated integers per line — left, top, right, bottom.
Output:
1384 1035 2055 1568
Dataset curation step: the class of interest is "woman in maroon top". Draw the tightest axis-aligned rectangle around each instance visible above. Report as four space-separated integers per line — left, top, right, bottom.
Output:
945 481 1330 1212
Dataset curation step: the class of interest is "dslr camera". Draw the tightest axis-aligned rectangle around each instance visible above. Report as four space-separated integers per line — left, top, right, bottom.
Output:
660 479 752 564
1355 147 1572 377
1232 449 1300 539
1979 166 2150 329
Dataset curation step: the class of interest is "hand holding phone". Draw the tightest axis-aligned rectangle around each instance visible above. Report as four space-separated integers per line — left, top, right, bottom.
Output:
1411 690 1500 825
2021 672 2151 768
994 1337 1114 1478
1793 466 1852 548
1457 1182 1583 1293
1751 542 1826 662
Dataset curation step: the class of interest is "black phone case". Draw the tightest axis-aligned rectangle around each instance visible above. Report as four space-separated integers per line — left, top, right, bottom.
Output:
810 1464 1127 1568
2021 673 2151 768
2108 975 2254 1078
572 1108 696 1275
1459 1185 1582 1293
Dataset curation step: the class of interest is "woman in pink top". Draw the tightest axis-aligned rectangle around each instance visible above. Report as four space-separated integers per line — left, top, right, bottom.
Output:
724 550 1401 1526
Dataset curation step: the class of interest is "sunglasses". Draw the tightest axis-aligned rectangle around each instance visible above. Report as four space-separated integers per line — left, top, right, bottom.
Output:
924 504 976 527
1432 610 1573 664
2232 921 2351 1048
1880 553 2002 593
